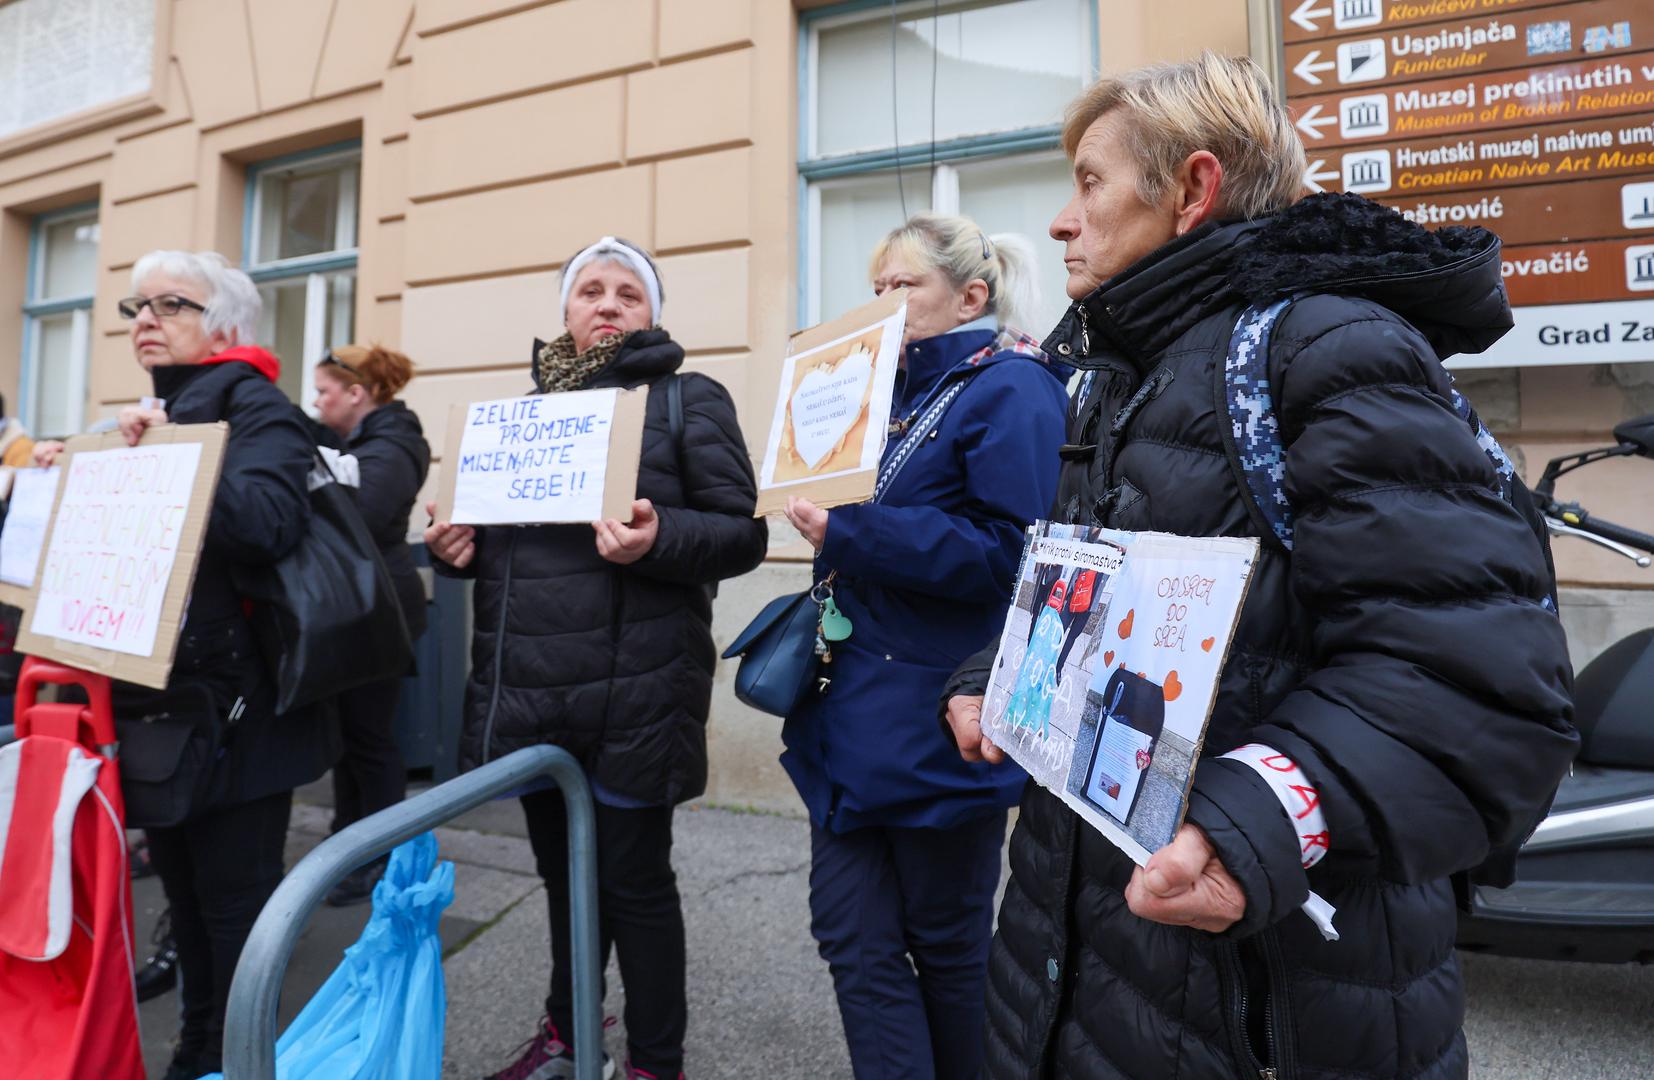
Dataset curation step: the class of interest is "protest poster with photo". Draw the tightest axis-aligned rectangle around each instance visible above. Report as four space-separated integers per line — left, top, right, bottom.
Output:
981 522 1258 865
0 465 61 607
17 423 228 690
754 289 906 516
435 387 648 526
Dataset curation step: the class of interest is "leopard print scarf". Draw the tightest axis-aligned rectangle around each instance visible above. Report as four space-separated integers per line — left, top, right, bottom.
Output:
532 330 628 394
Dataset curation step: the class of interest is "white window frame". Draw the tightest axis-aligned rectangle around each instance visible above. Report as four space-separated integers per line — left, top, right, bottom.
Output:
243 142 362 412
20 203 98 437
798 0 1098 324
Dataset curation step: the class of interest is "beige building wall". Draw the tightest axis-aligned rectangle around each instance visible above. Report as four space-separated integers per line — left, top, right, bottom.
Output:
395 0 796 525
0 1 1647 811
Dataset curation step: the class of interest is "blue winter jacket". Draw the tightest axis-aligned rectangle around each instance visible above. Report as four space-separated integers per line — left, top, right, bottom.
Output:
780 318 1071 831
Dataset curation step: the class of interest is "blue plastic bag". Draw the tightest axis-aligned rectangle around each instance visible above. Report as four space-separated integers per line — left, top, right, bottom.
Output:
203 833 455 1080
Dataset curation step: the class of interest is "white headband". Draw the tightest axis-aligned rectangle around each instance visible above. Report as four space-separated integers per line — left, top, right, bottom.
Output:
559 237 663 326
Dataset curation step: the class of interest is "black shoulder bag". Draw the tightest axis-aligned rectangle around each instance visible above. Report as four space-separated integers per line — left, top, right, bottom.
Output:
234 452 413 714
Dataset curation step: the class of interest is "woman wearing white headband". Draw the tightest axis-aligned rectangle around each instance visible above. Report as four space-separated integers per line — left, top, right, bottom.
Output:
426 235 766 1080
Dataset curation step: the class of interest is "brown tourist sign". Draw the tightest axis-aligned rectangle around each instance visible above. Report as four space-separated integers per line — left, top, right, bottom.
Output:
1374 174 1644 246
1291 53 1654 147
1280 0 1654 366
1321 114 1654 197
1284 0 1644 90
1281 0 1555 46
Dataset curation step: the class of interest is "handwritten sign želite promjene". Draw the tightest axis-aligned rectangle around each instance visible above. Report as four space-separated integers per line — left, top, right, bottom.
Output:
16 423 227 690
436 387 648 527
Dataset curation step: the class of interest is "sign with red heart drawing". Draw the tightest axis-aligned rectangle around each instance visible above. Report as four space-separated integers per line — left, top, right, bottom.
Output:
981 522 1259 866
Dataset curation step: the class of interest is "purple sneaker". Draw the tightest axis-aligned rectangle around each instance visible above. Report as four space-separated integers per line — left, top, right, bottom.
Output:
484 1017 614 1080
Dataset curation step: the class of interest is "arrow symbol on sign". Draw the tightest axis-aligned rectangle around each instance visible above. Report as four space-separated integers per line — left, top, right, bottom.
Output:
1303 160 1339 192
1294 103 1337 140
1294 50 1336 85
1290 0 1332 33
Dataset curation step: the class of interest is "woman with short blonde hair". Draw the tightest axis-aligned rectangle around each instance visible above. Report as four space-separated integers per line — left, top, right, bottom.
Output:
1059 50 1306 220
946 51 1573 1080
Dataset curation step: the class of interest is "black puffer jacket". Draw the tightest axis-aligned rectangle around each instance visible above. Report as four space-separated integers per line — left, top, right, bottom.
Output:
126 354 341 808
347 401 430 638
946 195 1576 1079
440 329 767 804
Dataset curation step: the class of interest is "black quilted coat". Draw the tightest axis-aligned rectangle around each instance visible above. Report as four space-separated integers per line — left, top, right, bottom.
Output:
133 353 341 807
439 329 766 805
944 195 1576 1079
346 401 431 640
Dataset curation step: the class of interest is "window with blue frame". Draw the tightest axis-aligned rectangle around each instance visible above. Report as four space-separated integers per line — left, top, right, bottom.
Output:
245 143 361 409
799 0 1096 332
20 205 99 438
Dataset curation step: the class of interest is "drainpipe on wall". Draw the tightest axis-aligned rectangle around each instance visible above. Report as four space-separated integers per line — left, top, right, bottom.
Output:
1247 0 1285 94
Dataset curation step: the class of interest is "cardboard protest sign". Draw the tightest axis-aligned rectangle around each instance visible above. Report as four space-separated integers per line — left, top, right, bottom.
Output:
981 522 1258 865
754 290 906 516
16 423 228 690
0 466 63 607
435 387 647 526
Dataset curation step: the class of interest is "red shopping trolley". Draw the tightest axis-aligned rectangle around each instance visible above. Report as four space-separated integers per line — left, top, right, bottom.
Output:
0 658 143 1079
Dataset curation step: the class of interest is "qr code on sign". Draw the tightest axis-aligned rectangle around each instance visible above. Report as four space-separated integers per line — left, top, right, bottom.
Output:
1527 21 1573 56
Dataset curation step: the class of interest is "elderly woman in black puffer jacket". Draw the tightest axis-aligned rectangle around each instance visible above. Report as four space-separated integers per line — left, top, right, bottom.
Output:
426 236 766 1080
943 56 1575 1080
101 250 338 1080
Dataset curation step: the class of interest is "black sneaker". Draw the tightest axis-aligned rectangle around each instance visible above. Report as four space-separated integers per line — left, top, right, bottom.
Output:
160 1048 217 1080
135 909 179 1002
325 858 387 908
159 1057 195 1080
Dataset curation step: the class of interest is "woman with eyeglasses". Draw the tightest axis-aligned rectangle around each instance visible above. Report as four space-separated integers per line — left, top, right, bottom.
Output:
778 214 1071 1080
309 344 430 906
104 250 338 1080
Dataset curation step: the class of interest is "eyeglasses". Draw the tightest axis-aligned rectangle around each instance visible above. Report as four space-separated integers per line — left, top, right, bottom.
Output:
117 294 207 320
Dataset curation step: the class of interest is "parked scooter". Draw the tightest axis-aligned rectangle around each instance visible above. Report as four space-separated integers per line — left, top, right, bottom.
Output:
1457 413 1654 964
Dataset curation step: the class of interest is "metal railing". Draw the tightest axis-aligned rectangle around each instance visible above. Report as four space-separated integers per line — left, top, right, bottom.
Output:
221 745 603 1079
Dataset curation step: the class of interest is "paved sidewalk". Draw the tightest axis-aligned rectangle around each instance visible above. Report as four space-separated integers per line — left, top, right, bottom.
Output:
131 778 1654 1078
134 782 851 1079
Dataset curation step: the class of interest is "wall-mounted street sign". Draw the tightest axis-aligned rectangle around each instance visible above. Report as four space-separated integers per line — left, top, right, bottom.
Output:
1280 0 1654 367
1284 0 1642 90
1284 0 1555 45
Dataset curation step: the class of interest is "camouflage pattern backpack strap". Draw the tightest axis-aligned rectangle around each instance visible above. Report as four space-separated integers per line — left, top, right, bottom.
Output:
1447 381 1516 489
1215 298 1297 553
